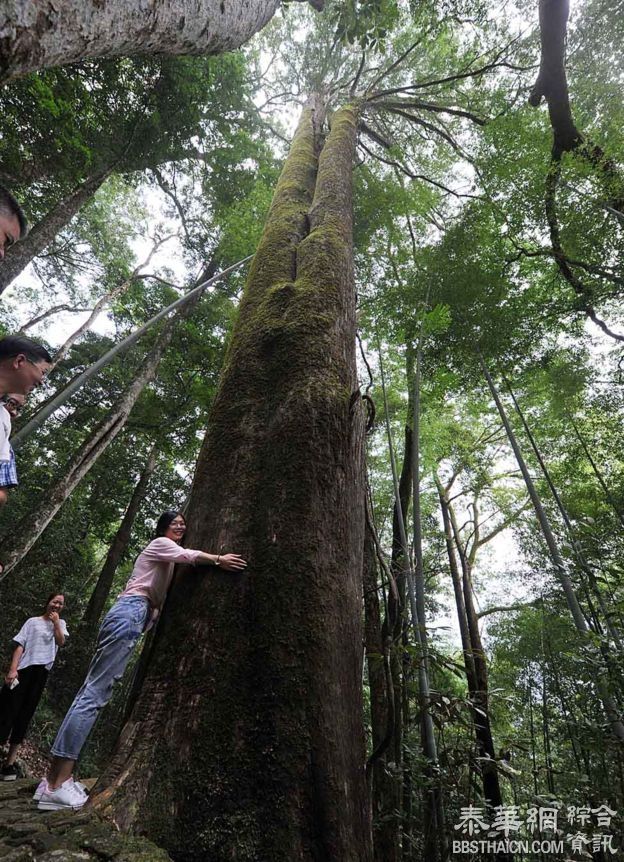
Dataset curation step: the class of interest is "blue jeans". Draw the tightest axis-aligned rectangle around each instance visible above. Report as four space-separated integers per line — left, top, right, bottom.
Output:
51 596 149 760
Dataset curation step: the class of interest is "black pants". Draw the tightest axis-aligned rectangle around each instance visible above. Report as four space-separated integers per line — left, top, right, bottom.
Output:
0 665 49 746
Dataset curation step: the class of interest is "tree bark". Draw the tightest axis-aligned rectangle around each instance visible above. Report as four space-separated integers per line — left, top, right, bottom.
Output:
92 101 372 862
0 0 323 83
529 0 581 155
529 0 624 209
82 444 159 627
363 510 399 862
443 491 504 812
0 297 198 579
0 168 111 295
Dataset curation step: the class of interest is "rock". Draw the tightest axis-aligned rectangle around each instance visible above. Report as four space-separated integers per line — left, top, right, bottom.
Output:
0 782 172 861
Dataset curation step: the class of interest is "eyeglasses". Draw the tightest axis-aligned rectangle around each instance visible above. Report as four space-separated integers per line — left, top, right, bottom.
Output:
26 357 48 383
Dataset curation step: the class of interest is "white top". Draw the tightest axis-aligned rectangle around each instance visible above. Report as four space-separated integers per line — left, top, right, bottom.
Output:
0 405 11 462
13 616 69 671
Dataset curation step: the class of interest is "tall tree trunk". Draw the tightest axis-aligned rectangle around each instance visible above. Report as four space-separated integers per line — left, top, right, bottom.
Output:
0 298 198 579
437 481 504 813
92 101 372 862
82 444 159 627
363 507 399 862
480 356 624 741
410 333 447 860
0 0 322 84
0 168 111 295
378 342 446 860
444 493 505 812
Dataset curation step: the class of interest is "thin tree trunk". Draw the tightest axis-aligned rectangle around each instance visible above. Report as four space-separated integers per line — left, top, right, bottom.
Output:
0 295 200 579
445 494 505 812
569 415 624 530
0 168 111 295
378 342 446 861
541 668 555 794
92 100 373 861
49 238 173 372
0 0 322 83
437 481 504 812
504 377 623 648
436 480 478 694
544 626 585 777
82 444 159 627
11 257 249 450
363 506 399 862
410 330 447 860
381 384 414 856
53 443 161 714
528 678 540 796
480 355 624 741
18 303 91 332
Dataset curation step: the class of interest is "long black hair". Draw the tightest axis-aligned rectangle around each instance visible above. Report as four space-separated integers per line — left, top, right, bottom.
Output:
155 510 186 538
42 591 64 614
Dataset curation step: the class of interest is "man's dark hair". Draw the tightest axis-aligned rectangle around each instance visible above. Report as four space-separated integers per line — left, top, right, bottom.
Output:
0 335 52 364
0 185 27 239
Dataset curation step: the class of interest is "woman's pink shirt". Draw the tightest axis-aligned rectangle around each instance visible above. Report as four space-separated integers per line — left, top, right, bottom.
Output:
119 537 203 612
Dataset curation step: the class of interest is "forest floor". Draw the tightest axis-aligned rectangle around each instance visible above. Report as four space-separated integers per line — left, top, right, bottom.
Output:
0 779 171 861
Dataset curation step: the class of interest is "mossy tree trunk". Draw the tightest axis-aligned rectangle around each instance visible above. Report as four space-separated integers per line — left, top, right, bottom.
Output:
93 100 372 862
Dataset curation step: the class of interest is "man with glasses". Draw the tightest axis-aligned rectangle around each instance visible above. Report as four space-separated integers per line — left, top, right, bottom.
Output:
0 336 51 399
0 393 24 508
0 186 27 261
0 337 51 499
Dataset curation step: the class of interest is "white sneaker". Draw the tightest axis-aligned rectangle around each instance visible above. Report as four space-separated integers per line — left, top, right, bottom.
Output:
33 778 47 801
35 777 87 802
74 780 88 797
37 778 87 811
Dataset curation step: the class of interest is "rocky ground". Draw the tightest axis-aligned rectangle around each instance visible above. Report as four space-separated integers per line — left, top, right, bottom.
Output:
0 779 171 861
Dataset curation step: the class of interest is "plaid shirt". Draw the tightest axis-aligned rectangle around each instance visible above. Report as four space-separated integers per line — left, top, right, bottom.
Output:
0 445 18 488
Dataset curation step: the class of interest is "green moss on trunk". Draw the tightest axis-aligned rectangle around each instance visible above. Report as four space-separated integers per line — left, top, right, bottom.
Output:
95 102 372 862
